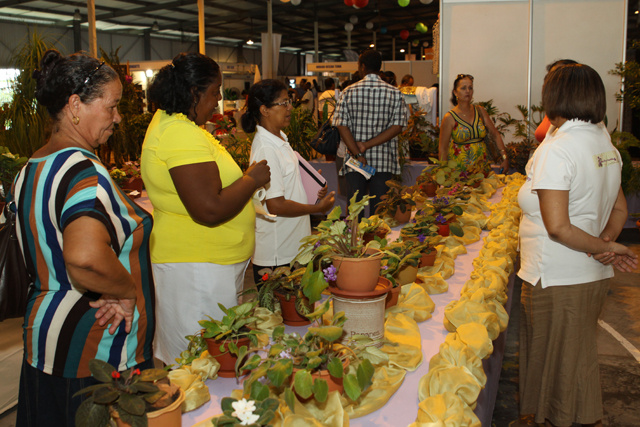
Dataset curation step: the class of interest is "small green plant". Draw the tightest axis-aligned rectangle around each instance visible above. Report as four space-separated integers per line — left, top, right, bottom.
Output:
380 240 423 287
0 146 28 196
213 396 279 427
284 106 321 161
375 179 416 219
198 301 261 355
74 359 173 427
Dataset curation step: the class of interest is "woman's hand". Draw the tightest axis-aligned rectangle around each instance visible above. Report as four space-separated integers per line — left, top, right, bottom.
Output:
317 184 328 200
90 295 136 334
317 191 335 213
499 156 509 173
245 159 271 189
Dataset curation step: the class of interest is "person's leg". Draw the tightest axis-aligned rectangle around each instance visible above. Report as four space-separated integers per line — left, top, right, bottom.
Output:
335 156 348 196
368 172 394 214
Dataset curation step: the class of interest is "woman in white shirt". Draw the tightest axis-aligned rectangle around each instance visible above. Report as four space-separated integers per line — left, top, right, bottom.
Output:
517 63 637 427
241 79 335 285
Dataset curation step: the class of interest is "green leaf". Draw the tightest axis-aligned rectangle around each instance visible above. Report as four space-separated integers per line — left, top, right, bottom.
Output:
452 205 463 215
75 397 110 427
308 326 343 342
305 299 331 321
267 358 293 387
234 345 248 373
293 370 313 399
118 393 146 416
249 381 270 402
327 357 344 378
132 382 159 393
143 390 166 404
220 396 235 412
256 409 277 426
450 223 464 237
327 206 342 221
92 386 119 405
137 368 168 382
118 408 147 427
356 359 374 391
273 325 285 339
73 383 111 398
88 359 117 383
312 378 329 402
343 373 362 401
284 388 297 413
362 346 390 365
306 356 323 371
240 354 263 372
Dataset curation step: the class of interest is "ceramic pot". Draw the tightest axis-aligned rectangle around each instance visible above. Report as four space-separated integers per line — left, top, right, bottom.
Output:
394 206 411 224
333 251 383 292
204 335 251 378
421 182 438 197
275 291 311 326
385 285 401 309
363 228 389 244
395 264 418 285
436 223 450 237
292 359 349 401
112 387 185 427
420 251 436 268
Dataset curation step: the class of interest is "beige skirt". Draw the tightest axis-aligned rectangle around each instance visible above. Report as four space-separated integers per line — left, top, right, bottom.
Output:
519 279 609 426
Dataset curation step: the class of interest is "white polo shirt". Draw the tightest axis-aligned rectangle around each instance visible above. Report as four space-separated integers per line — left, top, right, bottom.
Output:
517 120 621 288
250 125 311 266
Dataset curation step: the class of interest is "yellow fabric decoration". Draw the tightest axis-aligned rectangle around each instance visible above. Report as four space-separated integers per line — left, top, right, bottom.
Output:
443 299 500 340
386 283 435 322
417 365 483 409
253 306 284 335
411 391 481 427
452 225 481 246
383 312 424 370
278 391 349 427
416 274 449 295
429 338 486 387
167 351 220 412
447 322 493 360
343 364 407 418
444 238 467 257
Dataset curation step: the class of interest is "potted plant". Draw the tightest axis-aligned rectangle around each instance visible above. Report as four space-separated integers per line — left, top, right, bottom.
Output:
424 196 464 237
74 359 184 427
0 146 28 201
375 179 416 224
379 240 423 306
212 396 279 427
359 214 391 244
110 161 143 198
427 158 462 189
292 192 383 293
416 170 439 197
237 300 383 409
198 301 262 378
254 264 327 326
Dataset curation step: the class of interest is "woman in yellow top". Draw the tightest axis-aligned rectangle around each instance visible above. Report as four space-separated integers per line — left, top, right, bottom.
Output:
141 53 270 364
439 74 509 172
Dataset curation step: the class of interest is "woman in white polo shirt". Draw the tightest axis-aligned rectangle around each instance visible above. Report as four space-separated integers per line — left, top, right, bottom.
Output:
517 63 637 427
242 79 335 285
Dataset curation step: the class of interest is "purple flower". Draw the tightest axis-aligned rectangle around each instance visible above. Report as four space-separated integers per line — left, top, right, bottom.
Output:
382 265 389 270
314 241 321 249
323 265 337 282
418 233 426 243
435 214 447 224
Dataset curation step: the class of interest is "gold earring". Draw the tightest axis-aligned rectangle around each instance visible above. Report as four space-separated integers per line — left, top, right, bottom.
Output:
72 116 80 125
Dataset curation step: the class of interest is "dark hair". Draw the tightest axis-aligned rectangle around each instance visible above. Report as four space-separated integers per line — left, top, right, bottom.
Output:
358 50 382 73
32 49 118 120
546 58 578 73
148 52 220 119
323 78 335 90
384 71 397 86
401 74 414 85
241 79 288 133
542 63 606 124
450 73 474 106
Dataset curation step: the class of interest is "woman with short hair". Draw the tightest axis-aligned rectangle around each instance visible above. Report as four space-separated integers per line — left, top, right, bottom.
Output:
518 63 637 427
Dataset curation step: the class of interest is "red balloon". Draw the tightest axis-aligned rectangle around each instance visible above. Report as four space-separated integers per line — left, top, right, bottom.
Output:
400 29 410 40
344 0 355 6
355 0 368 7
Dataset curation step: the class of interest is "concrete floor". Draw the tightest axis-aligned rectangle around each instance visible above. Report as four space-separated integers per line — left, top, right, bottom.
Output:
2 242 639 427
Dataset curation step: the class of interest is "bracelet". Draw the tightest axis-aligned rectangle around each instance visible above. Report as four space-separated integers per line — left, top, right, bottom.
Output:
356 152 365 158
501 153 508 160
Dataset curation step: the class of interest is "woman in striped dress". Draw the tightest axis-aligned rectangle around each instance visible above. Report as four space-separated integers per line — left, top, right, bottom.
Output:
13 49 155 426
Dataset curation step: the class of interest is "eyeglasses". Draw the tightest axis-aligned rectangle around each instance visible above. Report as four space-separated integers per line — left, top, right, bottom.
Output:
456 74 474 81
271 99 292 107
74 61 105 94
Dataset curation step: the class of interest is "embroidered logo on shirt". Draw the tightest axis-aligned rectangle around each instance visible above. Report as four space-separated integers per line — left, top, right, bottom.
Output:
593 150 619 168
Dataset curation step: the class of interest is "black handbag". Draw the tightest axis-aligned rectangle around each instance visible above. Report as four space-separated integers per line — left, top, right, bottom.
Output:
309 120 340 155
0 201 32 321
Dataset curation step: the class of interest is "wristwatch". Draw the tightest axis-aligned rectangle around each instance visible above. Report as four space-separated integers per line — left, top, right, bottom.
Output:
356 153 366 158
500 149 507 161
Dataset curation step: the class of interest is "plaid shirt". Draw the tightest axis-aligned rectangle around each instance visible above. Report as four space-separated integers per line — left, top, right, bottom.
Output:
334 73 408 175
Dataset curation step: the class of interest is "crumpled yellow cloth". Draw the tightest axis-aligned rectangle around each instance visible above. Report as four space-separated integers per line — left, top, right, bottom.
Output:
443 298 500 340
410 391 481 427
446 322 493 360
417 364 483 409
253 306 284 336
343 364 407 418
461 275 508 305
383 312 424 370
444 238 467 257
416 274 449 295
429 334 486 388
452 224 481 246
278 391 349 427
419 247 455 280
168 351 220 412
386 283 435 323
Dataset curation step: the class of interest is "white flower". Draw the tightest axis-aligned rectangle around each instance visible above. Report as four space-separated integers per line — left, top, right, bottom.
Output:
231 398 257 424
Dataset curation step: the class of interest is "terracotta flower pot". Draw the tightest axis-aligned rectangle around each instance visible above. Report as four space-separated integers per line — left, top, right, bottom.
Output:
333 251 383 292
421 182 438 197
471 180 481 188
292 359 349 401
385 285 401 309
394 206 412 224
275 291 311 326
420 251 436 268
112 387 185 427
437 223 450 237
363 228 389 244
395 264 418 285
122 177 143 193
204 335 251 378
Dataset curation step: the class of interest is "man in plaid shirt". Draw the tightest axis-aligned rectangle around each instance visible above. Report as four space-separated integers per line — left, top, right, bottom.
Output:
334 49 408 215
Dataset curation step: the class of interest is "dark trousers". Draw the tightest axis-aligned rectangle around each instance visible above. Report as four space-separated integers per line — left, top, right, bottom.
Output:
16 356 154 427
345 171 394 220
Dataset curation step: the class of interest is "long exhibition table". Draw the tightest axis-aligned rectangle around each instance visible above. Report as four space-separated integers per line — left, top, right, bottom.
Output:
181 186 515 427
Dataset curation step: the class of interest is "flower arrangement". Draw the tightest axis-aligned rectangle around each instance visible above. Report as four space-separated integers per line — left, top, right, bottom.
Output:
109 161 141 188
238 300 386 409
422 196 464 237
74 359 177 427
213 396 279 427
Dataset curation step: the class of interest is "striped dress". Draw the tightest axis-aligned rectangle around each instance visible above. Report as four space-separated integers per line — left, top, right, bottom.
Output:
13 147 154 378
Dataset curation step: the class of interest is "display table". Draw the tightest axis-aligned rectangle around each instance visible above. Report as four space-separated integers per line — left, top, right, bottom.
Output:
181 186 515 427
